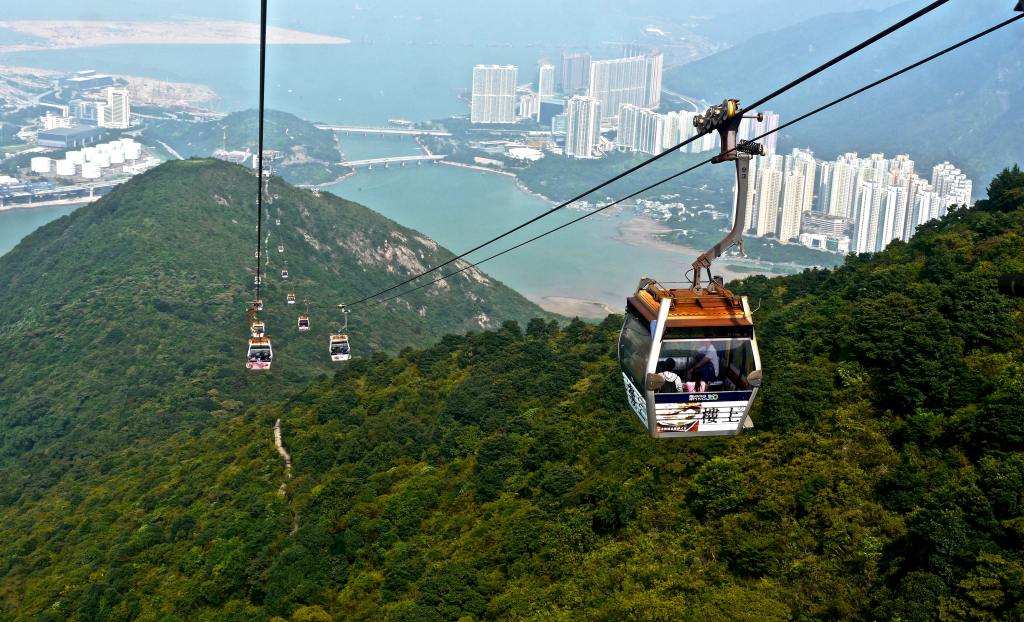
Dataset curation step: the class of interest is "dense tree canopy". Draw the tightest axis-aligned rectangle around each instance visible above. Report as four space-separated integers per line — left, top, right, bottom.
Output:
1 166 1023 620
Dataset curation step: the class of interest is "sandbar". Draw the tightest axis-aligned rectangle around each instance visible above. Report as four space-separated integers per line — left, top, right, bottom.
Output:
0 20 349 53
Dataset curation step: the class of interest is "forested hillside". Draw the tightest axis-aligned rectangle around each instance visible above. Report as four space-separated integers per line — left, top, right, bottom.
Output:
0 159 547 555
2 166 1022 621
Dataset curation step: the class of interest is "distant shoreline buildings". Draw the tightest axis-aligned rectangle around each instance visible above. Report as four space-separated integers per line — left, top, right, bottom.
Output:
469 45 664 160
744 149 973 254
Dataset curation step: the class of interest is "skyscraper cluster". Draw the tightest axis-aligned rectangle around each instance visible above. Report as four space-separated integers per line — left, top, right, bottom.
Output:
744 150 973 254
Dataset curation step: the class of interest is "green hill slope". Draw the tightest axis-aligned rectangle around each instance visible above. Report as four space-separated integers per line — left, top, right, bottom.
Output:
143 110 348 184
664 3 1024 186
2 166 1021 620
0 158 548 504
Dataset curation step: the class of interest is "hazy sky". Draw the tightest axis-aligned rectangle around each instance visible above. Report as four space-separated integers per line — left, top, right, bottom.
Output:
2 0 913 45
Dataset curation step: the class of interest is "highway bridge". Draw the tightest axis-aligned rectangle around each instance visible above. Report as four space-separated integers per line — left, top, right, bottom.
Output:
341 154 446 168
0 178 125 208
316 124 452 137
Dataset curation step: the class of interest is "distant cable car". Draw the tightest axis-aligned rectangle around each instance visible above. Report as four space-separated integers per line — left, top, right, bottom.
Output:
330 305 352 361
278 245 284 253
253 275 262 286
287 292 296 304
251 320 266 337
275 219 281 226
298 314 310 331
246 336 273 370
281 268 289 279
251 299 264 312
329 334 351 361
619 99 764 438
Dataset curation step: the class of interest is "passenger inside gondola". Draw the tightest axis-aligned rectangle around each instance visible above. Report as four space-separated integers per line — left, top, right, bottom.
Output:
657 338 758 393
331 342 349 356
655 358 706 393
248 349 271 362
689 340 719 384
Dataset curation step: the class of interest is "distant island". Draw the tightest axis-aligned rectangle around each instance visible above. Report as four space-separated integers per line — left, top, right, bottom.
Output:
0 20 349 53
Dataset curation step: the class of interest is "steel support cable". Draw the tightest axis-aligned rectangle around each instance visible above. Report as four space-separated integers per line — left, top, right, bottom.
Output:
342 0 950 307
353 12 1023 309
254 0 268 303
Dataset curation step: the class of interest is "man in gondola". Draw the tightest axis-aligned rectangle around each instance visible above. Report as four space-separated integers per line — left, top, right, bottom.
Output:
689 340 719 385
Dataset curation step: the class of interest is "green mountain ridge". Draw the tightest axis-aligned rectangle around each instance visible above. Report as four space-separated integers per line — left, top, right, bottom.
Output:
1 165 1022 620
0 157 547 506
665 3 1024 186
143 111 349 185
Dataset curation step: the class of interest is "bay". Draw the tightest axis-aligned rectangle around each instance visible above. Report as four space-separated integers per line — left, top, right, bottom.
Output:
0 205 82 256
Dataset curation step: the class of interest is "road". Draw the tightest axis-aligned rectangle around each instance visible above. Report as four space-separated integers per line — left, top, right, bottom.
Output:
157 140 184 160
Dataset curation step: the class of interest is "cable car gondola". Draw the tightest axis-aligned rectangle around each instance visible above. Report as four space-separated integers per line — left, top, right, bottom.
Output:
275 218 281 226
278 245 284 253
246 336 273 370
330 305 352 361
281 268 289 279
329 334 351 361
618 99 764 438
251 320 266 337
298 315 310 331
287 292 296 304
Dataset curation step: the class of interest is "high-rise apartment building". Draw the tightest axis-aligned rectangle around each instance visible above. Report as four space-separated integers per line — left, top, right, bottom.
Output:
560 52 591 93
538 64 555 98
931 162 973 207
518 93 539 120
471 65 517 124
816 161 833 212
777 149 817 241
753 155 784 237
738 110 781 155
100 87 130 129
588 55 647 120
644 49 664 108
616 104 664 155
565 96 601 159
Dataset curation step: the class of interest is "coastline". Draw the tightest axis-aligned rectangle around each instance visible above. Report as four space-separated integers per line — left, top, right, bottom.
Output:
538 296 617 319
0 20 350 53
0 198 94 211
614 216 749 284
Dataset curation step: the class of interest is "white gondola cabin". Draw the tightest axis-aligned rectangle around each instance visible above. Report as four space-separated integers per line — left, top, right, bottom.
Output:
297 315 310 331
287 292 296 304
329 334 351 361
278 245 284 253
246 336 273 370
281 268 289 279
618 279 762 438
251 320 266 337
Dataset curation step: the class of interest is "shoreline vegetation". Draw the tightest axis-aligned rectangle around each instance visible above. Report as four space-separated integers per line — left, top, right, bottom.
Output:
0 20 349 53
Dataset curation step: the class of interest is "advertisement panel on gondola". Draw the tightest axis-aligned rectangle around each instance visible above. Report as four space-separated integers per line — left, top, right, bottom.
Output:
653 391 752 435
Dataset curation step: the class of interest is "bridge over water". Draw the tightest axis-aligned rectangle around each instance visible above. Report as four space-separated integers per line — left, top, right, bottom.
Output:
316 124 452 137
340 154 446 168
